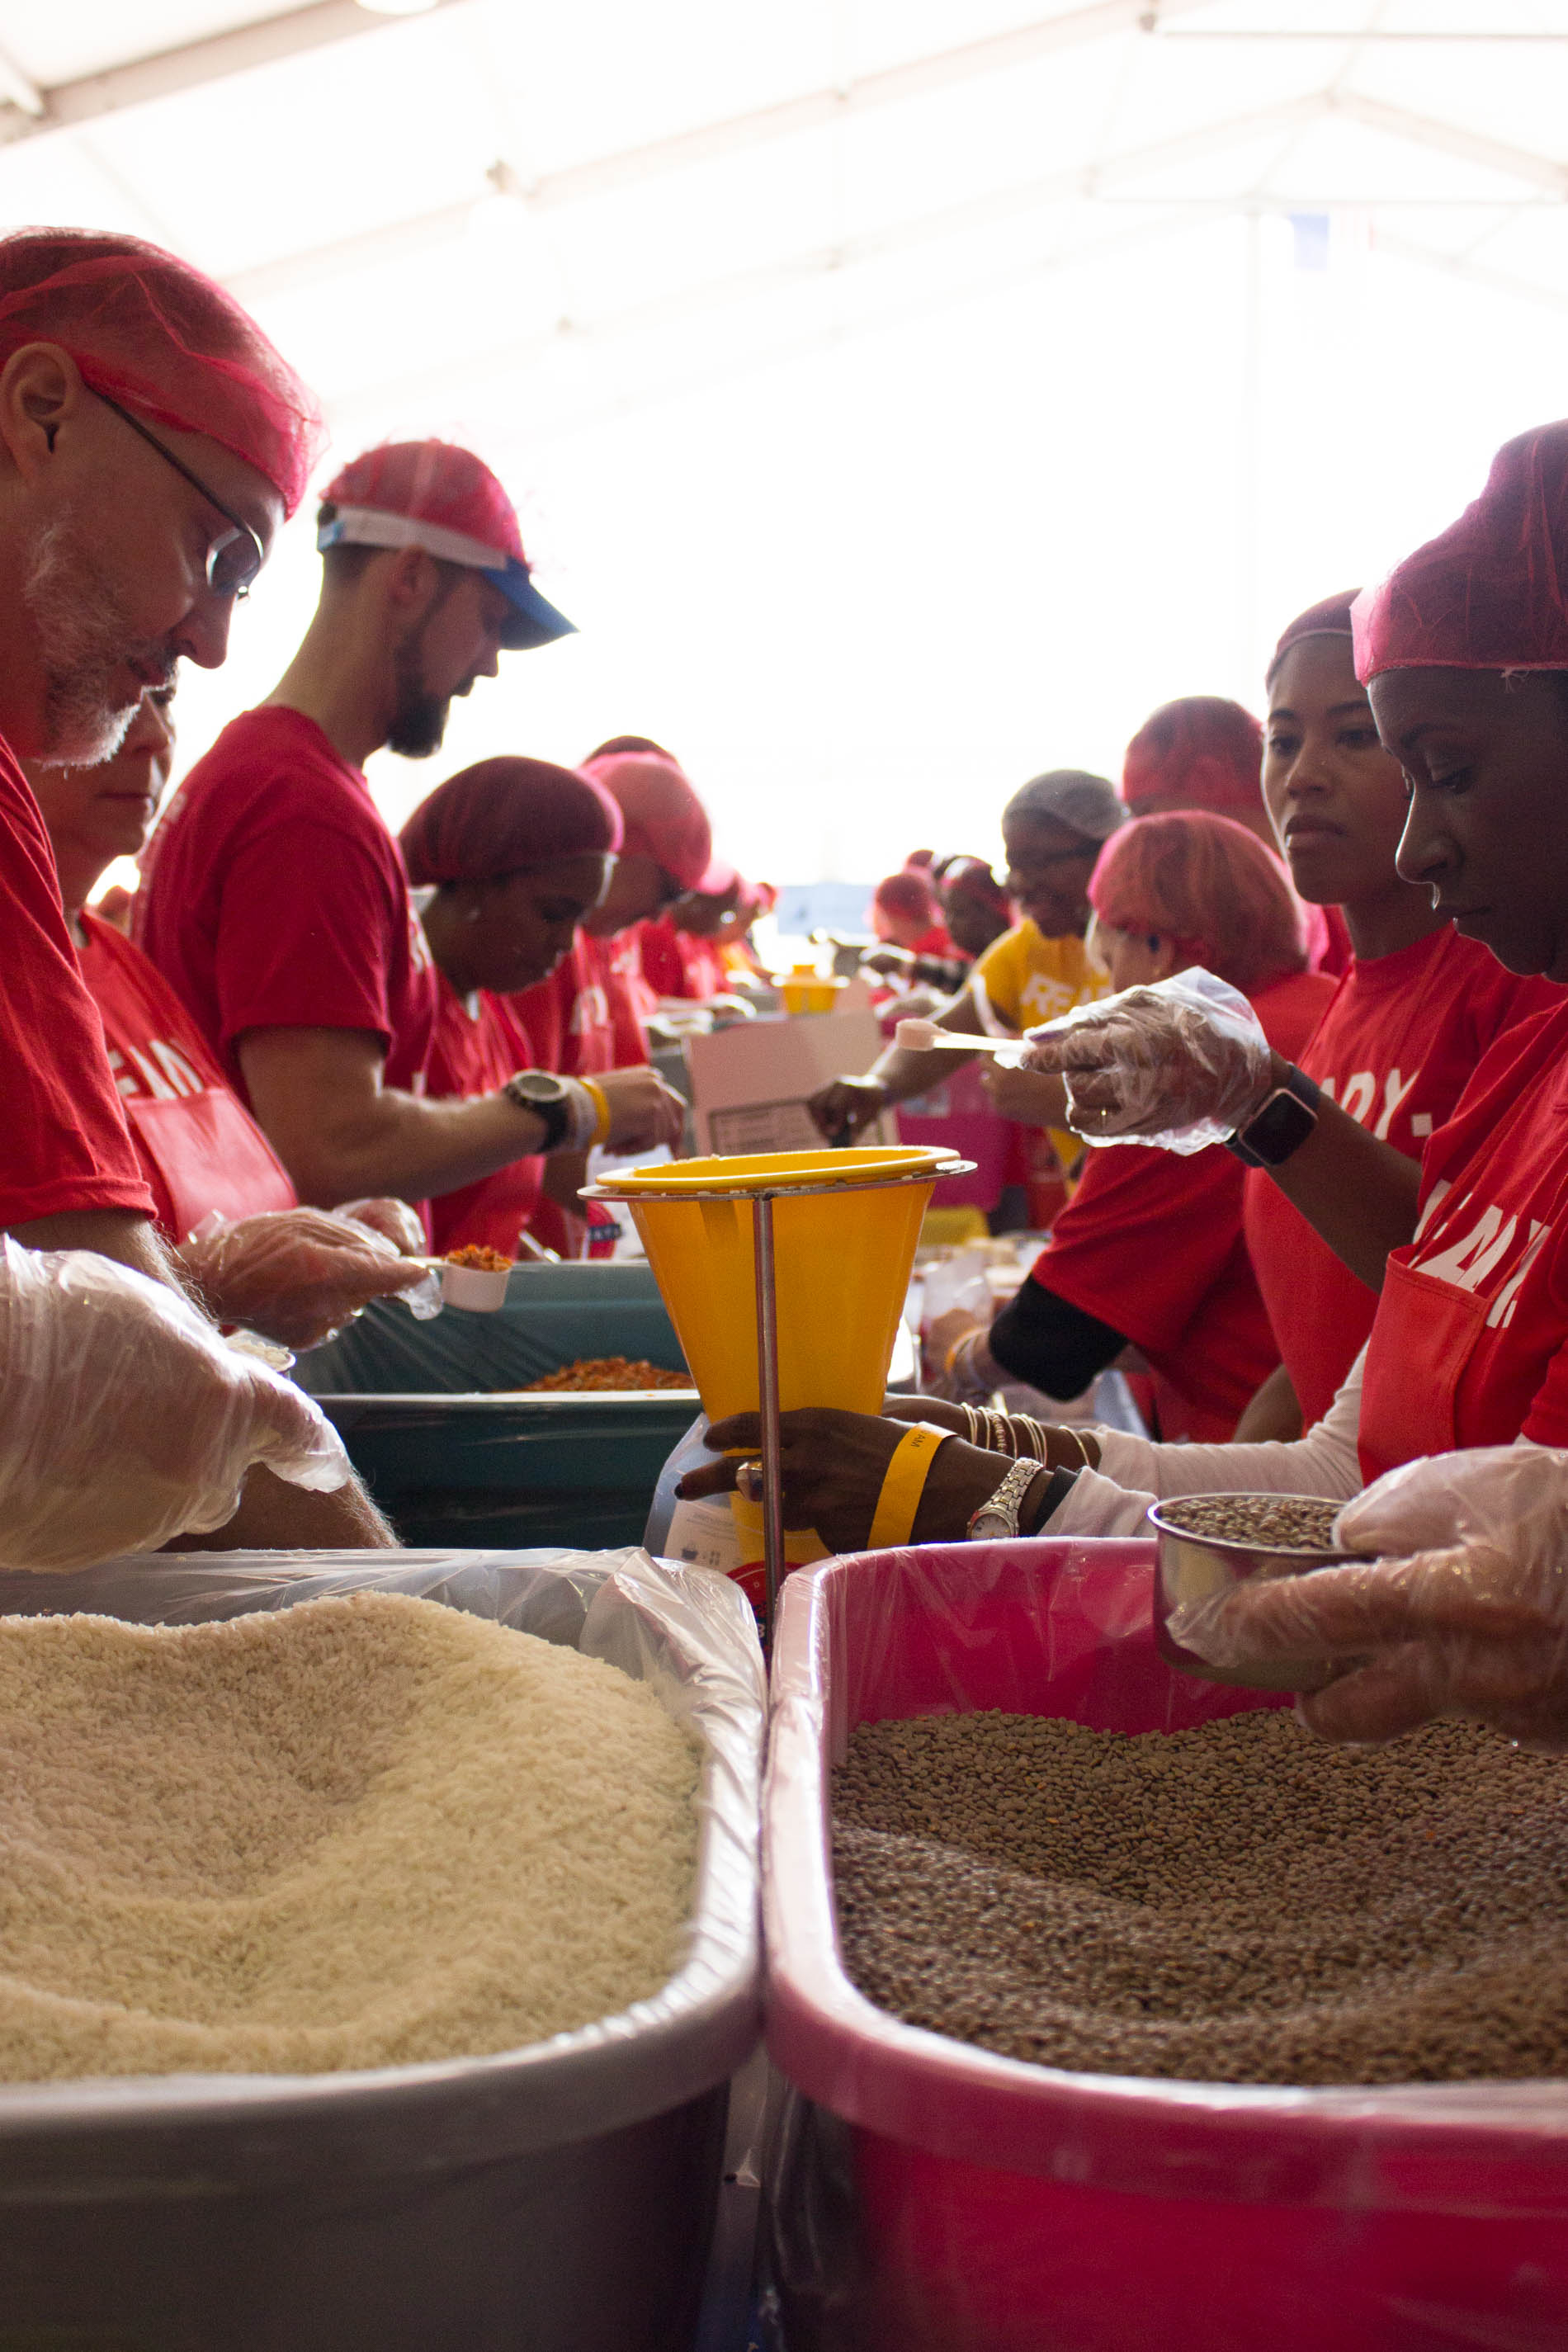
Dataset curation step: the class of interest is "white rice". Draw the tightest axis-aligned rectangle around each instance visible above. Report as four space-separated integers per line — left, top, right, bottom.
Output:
0 1590 699 2080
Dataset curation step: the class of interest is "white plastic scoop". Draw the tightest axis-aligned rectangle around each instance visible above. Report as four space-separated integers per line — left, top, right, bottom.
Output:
895 1018 1024 1055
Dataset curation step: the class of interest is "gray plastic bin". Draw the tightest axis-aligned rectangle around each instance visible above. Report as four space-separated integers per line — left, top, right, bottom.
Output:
0 1547 763 2352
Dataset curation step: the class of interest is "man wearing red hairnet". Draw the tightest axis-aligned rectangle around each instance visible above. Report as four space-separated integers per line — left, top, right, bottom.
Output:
138 442 682 1216
0 226 390 1557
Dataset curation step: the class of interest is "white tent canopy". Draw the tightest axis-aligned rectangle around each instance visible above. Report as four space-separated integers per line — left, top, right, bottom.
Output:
1 0 1565 884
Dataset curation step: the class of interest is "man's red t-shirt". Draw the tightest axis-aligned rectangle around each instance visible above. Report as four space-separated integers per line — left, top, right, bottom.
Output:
77 913 296 1243
1031 969 1334 1442
421 975 545 1258
1358 996 1568 1478
1244 928 1560 1429
0 749 153 1227
135 706 437 1102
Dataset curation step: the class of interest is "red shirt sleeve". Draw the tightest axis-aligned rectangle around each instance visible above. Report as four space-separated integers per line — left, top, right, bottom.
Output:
1035 1143 1248 1356
0 751 153 1226
208 815 411 1054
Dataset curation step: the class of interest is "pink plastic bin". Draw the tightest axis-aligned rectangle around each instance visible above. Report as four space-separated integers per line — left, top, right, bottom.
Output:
763 1537 1568 2352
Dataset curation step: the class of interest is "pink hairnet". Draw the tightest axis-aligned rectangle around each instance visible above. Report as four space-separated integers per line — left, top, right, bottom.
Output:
579 752 712 893
399 757 622 886
1353 421 1568 681
1266 590 1358 686
0 228 324 516
1122 697 1264 816
1089 811 1306 996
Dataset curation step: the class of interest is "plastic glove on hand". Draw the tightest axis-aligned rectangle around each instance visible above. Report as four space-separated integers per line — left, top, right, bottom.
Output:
333 1196 426 1255
1019 969 1273 1154
178 1207 431 1350
1172 1446 1568 1750
0 1237 348 1570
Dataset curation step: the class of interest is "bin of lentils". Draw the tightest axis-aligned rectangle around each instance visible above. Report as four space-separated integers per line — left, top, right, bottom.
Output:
833 1683 1568 2085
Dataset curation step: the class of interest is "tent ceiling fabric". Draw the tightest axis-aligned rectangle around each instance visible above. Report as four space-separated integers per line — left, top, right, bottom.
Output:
0 0 1561 432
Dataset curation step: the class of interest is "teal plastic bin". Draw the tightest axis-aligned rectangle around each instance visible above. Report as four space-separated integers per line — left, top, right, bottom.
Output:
300 1264 699 1551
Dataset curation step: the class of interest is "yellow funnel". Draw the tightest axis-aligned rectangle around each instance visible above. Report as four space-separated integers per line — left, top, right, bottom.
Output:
605 1148 952 1422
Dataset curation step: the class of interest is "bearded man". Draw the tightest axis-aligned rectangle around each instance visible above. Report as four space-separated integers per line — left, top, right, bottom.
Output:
137 441 682 1209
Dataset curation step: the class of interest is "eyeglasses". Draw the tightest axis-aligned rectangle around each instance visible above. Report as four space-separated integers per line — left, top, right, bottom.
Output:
97 394 265 599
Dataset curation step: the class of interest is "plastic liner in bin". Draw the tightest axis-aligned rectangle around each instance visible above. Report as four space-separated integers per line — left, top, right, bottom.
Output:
297 1263 697 1549
297 1260 687 1395
763 1537 1568 2352
0 1547 763 2352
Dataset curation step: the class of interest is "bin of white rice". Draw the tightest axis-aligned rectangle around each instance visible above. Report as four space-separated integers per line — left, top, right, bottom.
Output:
0 1547 763 2352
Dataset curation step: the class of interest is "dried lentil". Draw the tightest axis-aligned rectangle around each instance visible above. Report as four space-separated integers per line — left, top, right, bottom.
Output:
1157 1493 1348 1551
833 1709 1568 2085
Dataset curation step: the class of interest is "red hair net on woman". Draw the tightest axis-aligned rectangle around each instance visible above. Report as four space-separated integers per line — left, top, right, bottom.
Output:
1121 697 1265 817
938 853 1012 922
399 757 622 887
872 868 939 928
580 750 713 894
1089 810 1306 997
0 228 324 515
1267 589 1358 683
1353 420 1568 680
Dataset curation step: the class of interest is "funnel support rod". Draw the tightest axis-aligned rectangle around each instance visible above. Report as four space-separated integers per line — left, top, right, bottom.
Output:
753 1190 786 1639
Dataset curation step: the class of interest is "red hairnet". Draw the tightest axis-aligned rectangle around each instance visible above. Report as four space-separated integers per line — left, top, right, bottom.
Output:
938 854 1011 921
1267 590 1358 687
399 757 621 887
1089 811 1306 996
0 227 324 516
1353 422 1568 681
580 751 712 893
873 869 939 926
1121 697 1264 816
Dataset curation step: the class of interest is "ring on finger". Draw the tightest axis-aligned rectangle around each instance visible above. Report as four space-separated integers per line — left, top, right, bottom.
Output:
736 1458 764 1500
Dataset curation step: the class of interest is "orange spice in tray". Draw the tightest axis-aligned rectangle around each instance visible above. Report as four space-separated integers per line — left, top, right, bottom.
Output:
517 1357 693 1393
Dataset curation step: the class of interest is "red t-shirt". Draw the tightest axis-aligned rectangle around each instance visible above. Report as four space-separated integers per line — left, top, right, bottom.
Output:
420 975 545 1257
135 706 437 1102
1032 969 1334 1442
77 913 297 1242
1358 997 1568 1479
636 917 730 1004
0 749 153 1228
515 931 650 1077
1244 928 1561 1429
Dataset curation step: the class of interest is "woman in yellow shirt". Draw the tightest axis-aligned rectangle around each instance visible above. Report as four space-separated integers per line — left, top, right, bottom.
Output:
808 768 1123 1142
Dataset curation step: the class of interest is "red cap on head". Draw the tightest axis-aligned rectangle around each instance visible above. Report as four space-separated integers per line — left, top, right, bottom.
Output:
1122 697 1264 816
318 440 574 649
873 868 939 927
399 756 621 887
581 750 713 894
0 225 324 515
1353 422 1568 682
939 854 1011 921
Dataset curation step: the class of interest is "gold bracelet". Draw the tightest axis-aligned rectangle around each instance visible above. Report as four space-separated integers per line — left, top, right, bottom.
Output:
867 1423 951 1551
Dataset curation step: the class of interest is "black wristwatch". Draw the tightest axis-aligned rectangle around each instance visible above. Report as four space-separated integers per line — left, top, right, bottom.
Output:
1226 1063 1320 1169
503 1071 575 1153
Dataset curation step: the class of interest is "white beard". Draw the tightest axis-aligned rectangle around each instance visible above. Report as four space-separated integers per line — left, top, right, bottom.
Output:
22 515 147 767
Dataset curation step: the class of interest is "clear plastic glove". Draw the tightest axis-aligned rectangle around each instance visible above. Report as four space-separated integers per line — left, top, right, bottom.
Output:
1170 1445 1568 1750
177 1208 432 1350
1018 969 1273 1155
0 1236 349 1570
333 1196 426 1255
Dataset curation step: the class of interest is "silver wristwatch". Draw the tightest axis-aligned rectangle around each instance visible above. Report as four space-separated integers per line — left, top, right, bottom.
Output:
966 1455 1040 1542
503 1071 596 1155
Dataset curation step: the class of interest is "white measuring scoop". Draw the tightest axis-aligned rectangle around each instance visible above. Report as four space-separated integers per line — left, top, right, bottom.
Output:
895 1018 1027 1056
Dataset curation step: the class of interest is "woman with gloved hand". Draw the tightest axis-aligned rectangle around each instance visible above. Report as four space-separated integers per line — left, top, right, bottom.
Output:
26 695 432 1350
685 422 1568 1557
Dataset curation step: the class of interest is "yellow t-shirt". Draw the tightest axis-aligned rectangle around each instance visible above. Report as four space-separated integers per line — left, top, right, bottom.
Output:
971 919 1106 1178
971 919 1103 1032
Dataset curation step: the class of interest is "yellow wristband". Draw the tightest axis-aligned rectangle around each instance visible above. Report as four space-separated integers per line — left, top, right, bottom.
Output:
580 1079 612 1148
867 1423 950 1552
